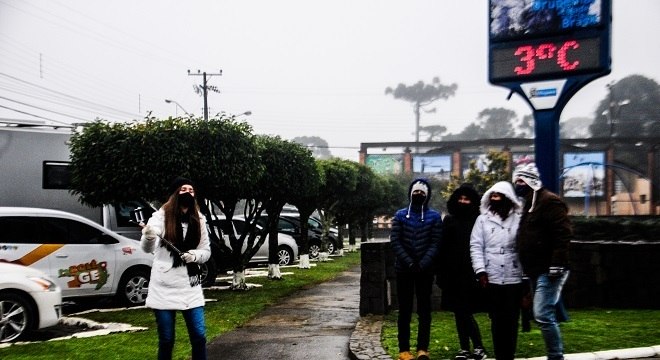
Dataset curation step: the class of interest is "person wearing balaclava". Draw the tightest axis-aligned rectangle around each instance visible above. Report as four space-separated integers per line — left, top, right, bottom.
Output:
390 178 442 360
470 181 524 360
436 183 488 360
141 176 211 360
512 163 572 360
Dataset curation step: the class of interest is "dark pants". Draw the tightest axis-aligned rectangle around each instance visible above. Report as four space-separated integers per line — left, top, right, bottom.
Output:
487 284 522 360
396 271 434 352
455 310 483 351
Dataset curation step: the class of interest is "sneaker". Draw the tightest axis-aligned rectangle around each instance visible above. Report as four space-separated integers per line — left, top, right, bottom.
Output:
398 351 415 360
472 347 487 360
417 349 430 360
455 349 471 360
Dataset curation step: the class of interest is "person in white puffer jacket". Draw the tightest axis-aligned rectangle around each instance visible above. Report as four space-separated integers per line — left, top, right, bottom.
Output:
141 177 211 360
470 181 523 360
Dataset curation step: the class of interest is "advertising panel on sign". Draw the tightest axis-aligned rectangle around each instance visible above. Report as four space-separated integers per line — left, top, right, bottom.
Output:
562 152 605 197
365 154 403 175
490 0 603 41
412 154 451 180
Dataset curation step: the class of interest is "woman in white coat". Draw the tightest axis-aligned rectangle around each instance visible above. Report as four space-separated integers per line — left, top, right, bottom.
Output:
470 181 523 360
141 177 211 360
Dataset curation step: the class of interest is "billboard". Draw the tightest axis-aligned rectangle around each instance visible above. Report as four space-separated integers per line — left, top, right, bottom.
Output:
365 154 403 175
412 154 451 180
562 152 605 197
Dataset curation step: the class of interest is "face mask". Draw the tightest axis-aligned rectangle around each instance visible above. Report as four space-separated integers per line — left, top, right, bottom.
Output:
411 194 426 206
455 203 473 216
515 184 532 197
178 192 195 208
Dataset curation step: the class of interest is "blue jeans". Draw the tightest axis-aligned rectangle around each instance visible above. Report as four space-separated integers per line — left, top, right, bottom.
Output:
531 271 570 360
154 307 207 360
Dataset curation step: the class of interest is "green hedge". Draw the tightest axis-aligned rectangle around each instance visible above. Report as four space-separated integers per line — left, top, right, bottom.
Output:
570 216 660 241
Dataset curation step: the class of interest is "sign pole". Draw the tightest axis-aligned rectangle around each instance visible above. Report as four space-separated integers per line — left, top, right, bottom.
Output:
533 108 561 193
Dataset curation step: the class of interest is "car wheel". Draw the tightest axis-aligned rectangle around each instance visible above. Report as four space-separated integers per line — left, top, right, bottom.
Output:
200 258 218 287
327 240 336 254
308 242 321 259
117 268 150 306
0 292 33 343
277 245 294 266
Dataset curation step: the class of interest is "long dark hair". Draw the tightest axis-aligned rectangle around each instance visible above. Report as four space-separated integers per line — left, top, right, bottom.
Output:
161 191 201 249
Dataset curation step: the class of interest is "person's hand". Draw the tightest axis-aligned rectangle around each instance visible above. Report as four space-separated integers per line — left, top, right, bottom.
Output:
476 272 489 288
142 225 157 241
181 252 197 263
548 266 566 278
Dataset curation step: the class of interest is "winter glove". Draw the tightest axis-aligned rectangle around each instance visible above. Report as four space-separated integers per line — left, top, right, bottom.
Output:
548 266 566 278
181 251 197 263
142 225 158 241
476 272 489 288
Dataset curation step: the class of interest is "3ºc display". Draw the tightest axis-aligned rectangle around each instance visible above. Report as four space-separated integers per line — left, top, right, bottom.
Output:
489 36 602 83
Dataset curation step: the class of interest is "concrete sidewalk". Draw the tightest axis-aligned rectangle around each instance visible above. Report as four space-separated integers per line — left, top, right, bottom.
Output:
206 264 361 359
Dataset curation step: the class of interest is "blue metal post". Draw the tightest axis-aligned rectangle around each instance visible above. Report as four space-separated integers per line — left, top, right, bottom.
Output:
534 109 561 193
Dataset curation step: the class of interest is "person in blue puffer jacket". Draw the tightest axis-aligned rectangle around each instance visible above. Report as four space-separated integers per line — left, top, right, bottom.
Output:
390 178 442 360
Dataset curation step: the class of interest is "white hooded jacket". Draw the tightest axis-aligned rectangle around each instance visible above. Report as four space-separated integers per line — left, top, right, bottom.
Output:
140 208 211 310
470 181 523 285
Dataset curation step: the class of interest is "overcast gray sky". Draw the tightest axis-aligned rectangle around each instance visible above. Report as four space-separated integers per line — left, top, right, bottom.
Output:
1 0 659 160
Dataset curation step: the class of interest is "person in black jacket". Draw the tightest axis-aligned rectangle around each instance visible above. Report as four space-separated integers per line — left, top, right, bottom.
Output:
390 178 442 360
437 183 487 360
513 163 572 360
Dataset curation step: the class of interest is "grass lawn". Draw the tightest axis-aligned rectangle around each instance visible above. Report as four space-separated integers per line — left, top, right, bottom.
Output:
382 308 660 359
0 252 361 360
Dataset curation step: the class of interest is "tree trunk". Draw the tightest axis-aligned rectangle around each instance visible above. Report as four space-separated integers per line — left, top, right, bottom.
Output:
231 270 247 290
268 264 282 279
298 254 311 269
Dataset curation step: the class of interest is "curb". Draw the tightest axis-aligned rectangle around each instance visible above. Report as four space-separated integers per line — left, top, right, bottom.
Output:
348 315 660 360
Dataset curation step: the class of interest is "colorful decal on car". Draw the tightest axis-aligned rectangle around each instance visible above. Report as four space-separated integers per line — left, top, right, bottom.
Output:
9 244 64 266
59 259 109 290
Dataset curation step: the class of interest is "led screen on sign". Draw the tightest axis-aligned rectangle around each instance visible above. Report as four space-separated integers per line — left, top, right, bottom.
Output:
490 36 602 82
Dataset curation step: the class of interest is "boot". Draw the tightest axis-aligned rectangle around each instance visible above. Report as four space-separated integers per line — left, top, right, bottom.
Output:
398 351 415 360
417 349 430 360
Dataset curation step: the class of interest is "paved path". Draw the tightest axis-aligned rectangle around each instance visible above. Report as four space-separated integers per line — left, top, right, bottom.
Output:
207 265 360 360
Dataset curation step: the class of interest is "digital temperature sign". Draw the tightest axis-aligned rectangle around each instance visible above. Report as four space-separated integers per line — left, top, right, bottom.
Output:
488 0 610 85
490 36 602 82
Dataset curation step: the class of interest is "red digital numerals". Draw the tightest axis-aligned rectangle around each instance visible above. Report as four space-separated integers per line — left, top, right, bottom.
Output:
514 40 580 75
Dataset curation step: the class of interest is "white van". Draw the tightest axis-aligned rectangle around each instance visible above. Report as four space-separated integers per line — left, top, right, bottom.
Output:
0 207 153 306
0 123 155 240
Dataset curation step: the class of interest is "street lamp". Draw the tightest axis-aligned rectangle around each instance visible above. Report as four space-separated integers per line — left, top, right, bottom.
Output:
164 99 191 116
220 110 252 118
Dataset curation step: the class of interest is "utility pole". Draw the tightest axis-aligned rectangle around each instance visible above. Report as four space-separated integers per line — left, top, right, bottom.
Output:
188 69 222 121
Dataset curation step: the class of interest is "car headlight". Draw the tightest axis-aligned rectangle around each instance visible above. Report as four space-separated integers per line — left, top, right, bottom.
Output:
29 276 58 291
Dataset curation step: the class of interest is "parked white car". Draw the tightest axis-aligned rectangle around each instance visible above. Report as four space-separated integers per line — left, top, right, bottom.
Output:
210 215 299 267
0 262 62 342
0 207 154 306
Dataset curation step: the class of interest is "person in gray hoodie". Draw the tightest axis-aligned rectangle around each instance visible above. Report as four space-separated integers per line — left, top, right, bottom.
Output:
470 181 523 360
